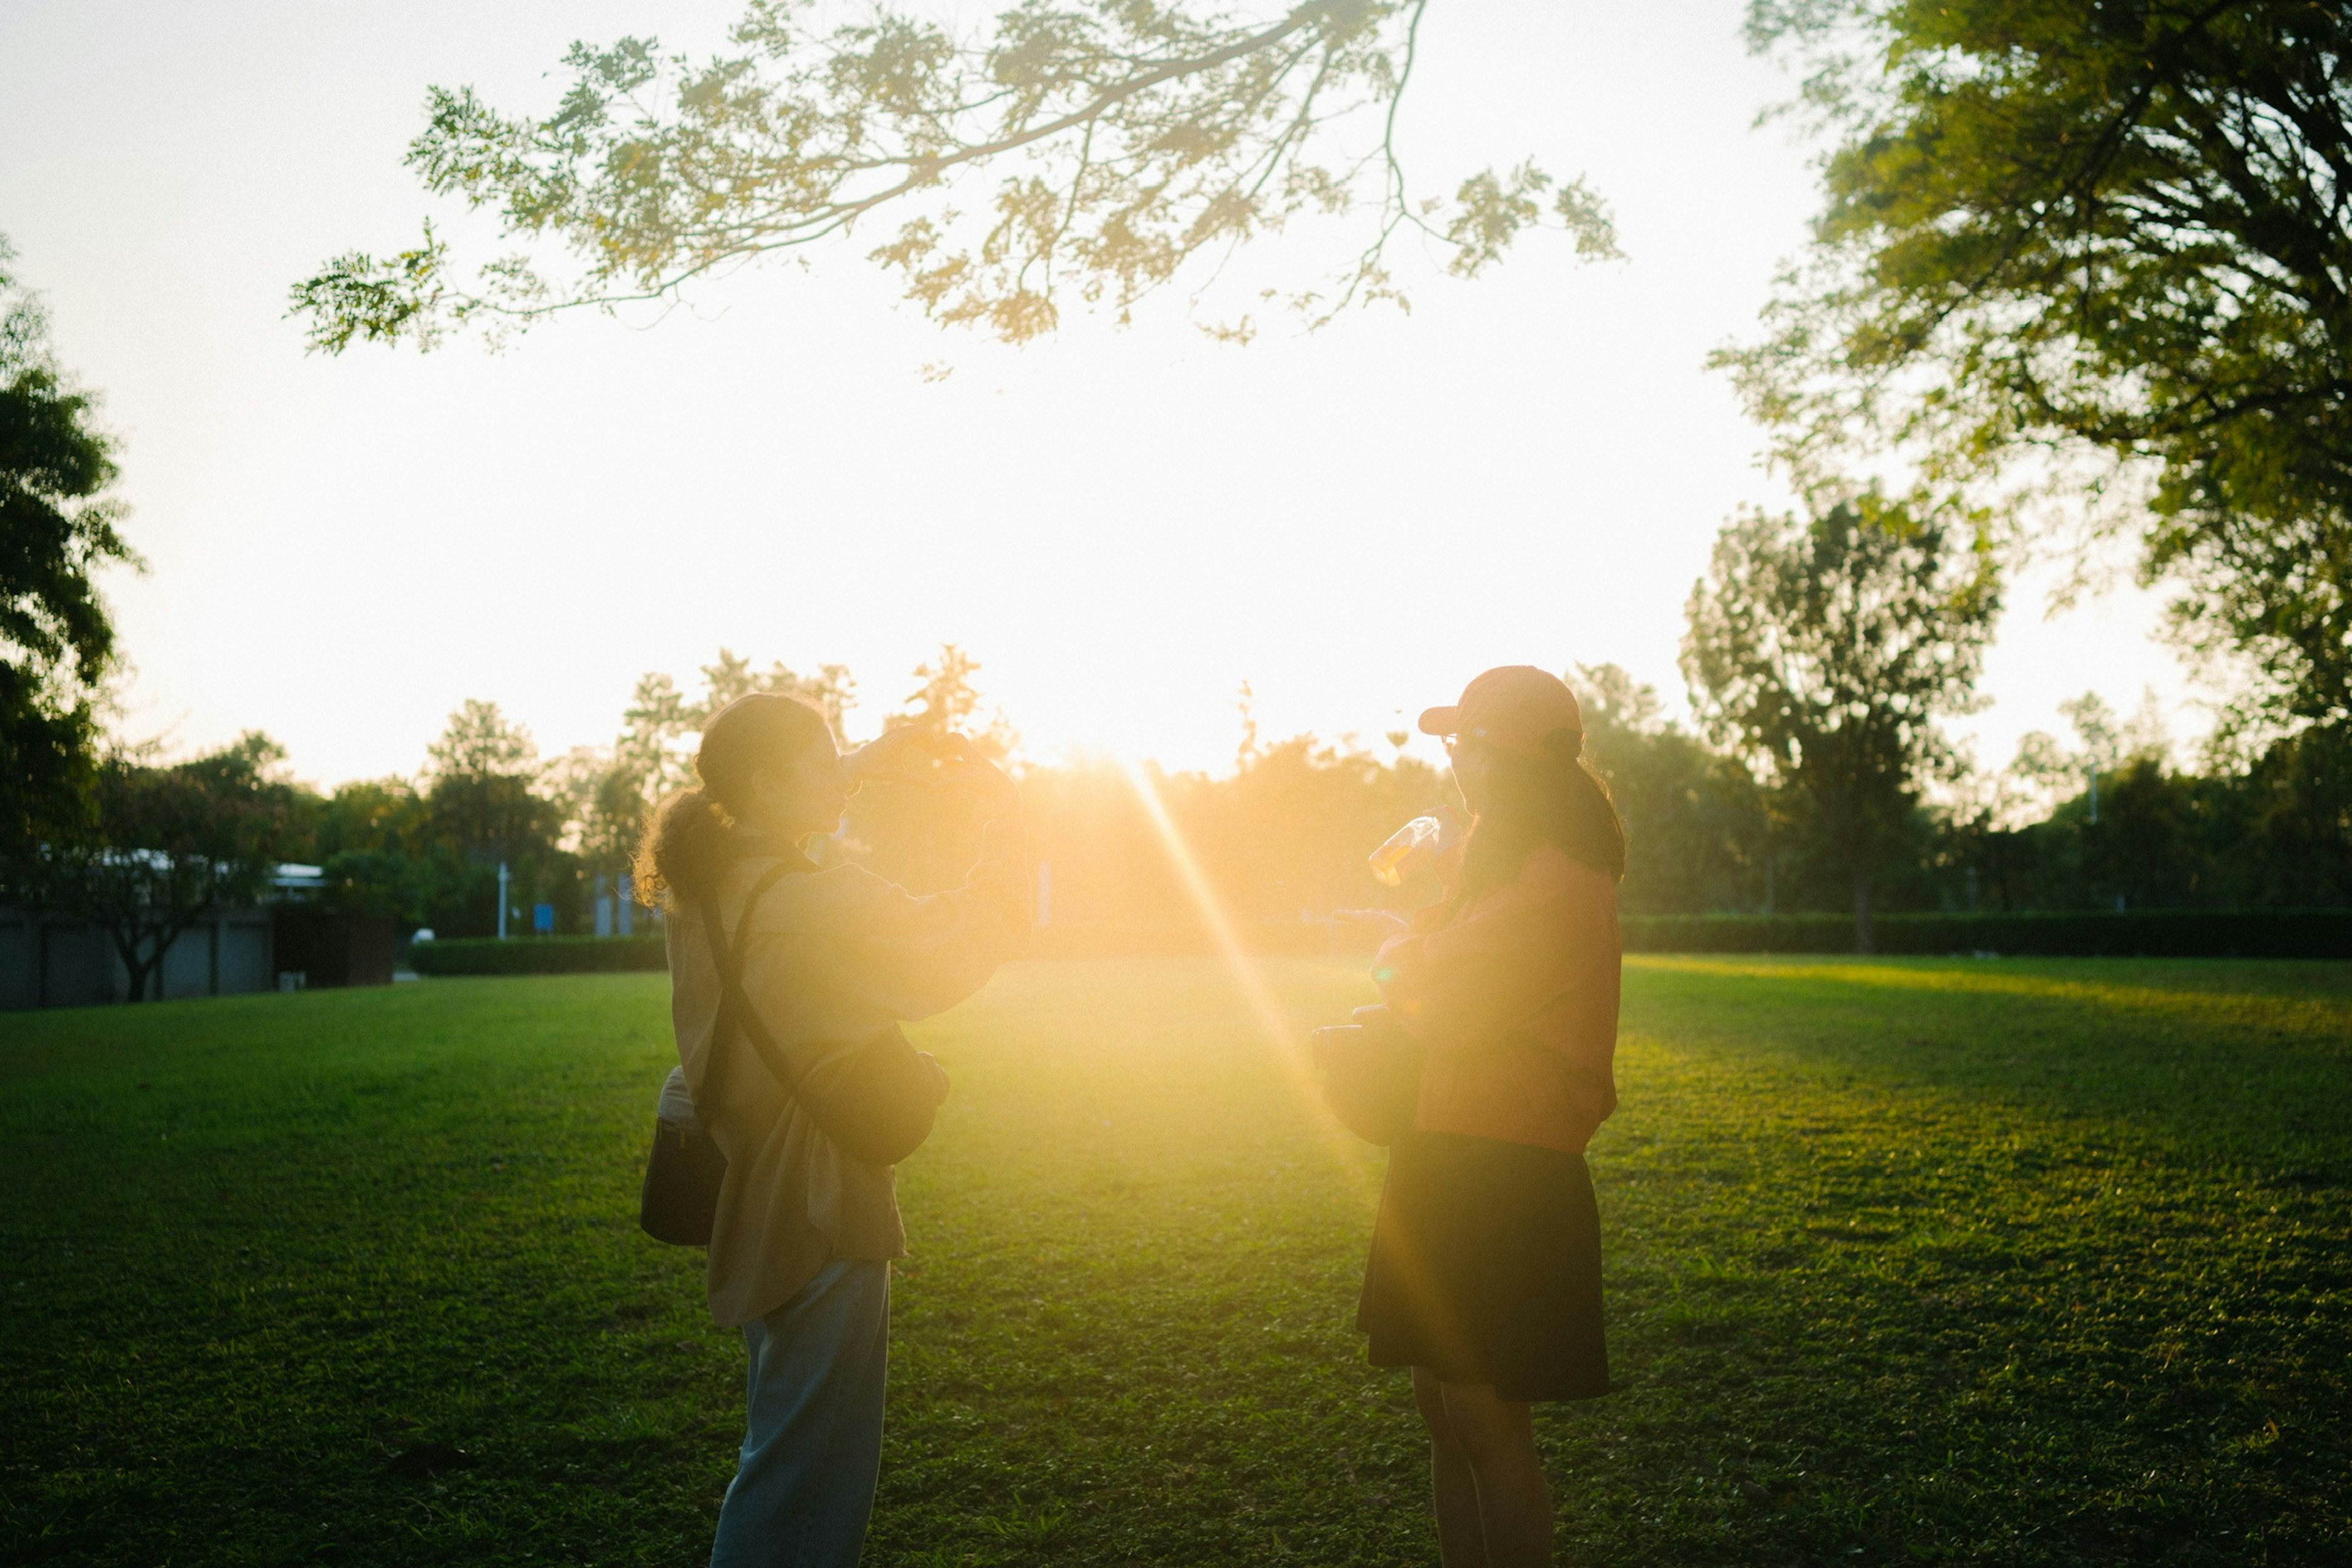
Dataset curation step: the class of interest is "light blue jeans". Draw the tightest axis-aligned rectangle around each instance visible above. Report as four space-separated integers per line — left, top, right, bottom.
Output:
709 1258 892 1568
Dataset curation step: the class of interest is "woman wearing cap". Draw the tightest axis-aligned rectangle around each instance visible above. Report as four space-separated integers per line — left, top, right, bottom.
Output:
1348 665 1623 1568
635 693 1029 1568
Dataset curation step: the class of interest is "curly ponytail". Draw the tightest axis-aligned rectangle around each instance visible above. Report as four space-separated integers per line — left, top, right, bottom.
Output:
633 785 734 911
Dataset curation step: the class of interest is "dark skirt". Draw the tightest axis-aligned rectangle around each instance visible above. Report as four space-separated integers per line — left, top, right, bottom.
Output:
1356 1129 1611 1403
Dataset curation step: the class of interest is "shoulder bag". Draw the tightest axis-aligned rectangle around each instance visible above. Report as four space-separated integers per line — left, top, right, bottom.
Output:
637 862 943 1246
1316 1003 1425 1146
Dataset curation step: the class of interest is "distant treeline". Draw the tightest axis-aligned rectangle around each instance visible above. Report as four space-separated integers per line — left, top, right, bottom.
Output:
220 649 2351 943
1576 670 2352 921
409 908 2352 972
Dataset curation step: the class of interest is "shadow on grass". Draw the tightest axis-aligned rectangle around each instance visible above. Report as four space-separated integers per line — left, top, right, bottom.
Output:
1569 956 2352 1566
7 962 2349 1565
1624 954 2352 1180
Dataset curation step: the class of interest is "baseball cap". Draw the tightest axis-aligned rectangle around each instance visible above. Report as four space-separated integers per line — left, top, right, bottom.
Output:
1417 666 1584 758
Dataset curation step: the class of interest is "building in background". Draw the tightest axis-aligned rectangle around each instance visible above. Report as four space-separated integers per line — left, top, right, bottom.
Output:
0 864 396 1009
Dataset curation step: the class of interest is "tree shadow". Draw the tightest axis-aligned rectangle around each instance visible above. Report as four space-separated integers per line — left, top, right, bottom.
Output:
1623 956 2352 1180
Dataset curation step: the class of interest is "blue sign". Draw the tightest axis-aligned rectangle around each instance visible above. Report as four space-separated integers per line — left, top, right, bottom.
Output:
532 902 555 934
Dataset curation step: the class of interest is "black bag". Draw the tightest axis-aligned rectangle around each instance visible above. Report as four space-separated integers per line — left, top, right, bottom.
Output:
782 1020 941 1168
638 862 942 1246
1317 1003 1425 1146
639 1115 729 1246
638 862 791 1248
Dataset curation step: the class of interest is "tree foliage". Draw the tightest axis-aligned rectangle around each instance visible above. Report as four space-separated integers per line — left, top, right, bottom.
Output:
565 649 857 873
420 699 562 867
1681 493 2000 946
1942 703 2352 913
1574 662 1770 916
1137 729 1446 921
290 0 1617 352
0 237 138 861
298 776 437 921
292 703 589 935
1721 0 2352 731
851 644 1022 890
889 643 1016 756
33 734 297 1001
53 638 2329 977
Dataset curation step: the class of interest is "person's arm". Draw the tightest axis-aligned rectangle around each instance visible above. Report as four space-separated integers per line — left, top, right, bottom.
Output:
840 723 952 789
1332 908 1411 940
824 808 1031 1020
1373 859 1585 1052
817 740 1031 1019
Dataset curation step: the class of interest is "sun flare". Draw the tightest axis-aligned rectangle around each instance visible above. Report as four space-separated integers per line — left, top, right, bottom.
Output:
1115 757 1382 1212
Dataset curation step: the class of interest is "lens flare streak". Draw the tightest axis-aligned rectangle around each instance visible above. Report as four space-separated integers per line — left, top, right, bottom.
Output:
1117 758 1381 1211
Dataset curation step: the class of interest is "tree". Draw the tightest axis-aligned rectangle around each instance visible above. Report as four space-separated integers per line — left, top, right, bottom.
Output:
290 0 1618 352
426 696 537 778
292 776 437 922
1681 492 1999 949
853 645 1019 891
571 650 857 872
1 236 140 863
1720 1 2352 734
1181 729 1446 921
891 644 1016 758
421 699 560 867
2232 722 2352 905
34 734 296 1001
408 701 575 935
1572 663 1770 915
1016 733 1446 933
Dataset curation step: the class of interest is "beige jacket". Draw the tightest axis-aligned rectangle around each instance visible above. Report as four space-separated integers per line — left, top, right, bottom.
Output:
665 817 1028 1326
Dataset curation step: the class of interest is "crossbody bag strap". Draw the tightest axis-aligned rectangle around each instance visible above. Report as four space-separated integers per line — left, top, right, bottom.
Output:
697 861 802 1118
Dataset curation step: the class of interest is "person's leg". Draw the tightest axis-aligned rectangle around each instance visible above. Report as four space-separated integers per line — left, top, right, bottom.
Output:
1435 1379 1552 1568
709 1258 892 1568
1412 1367 1489 1568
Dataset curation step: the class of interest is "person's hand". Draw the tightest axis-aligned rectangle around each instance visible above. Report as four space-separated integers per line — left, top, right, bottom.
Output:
1309 1024 1363 1072
916 1050 950 1106
933 734 1020 811
843 725 949 789
1332 908 1411 939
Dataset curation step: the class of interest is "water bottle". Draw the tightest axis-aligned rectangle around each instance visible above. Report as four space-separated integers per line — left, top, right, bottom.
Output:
1366 812 1457 888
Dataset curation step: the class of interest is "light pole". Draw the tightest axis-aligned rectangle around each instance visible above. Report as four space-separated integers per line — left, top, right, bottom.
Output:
497 861 511 940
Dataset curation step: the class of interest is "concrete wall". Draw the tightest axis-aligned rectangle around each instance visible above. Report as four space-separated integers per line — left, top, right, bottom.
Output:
0 908 275 1009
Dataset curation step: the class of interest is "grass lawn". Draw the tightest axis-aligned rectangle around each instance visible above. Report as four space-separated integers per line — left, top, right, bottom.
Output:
2 954 2348 1566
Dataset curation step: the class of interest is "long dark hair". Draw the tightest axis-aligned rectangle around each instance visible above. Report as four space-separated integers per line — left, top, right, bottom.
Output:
633 693 833 910
1459 727 1626 892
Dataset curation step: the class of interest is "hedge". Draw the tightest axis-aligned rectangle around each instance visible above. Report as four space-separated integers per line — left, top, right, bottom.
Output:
407 935 667 976
410 925 1368 974
1619 910 2352 959
405 910 2350 973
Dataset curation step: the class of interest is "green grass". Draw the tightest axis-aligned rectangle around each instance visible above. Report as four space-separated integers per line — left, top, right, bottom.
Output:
2 955 2347 1566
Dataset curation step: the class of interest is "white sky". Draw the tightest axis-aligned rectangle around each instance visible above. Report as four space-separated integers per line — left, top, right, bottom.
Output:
1 0 2201 788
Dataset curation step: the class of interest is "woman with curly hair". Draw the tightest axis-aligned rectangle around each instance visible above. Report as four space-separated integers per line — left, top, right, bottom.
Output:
638 693 1028 1568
